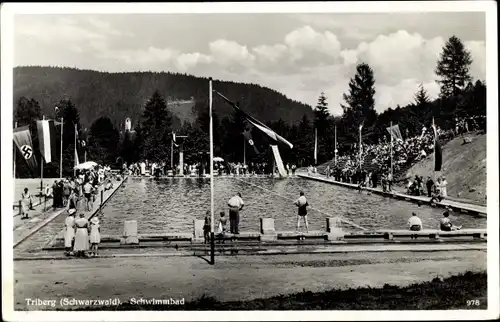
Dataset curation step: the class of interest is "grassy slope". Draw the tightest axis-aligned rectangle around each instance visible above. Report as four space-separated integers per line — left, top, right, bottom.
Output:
74 271 487 310
400 132 486 205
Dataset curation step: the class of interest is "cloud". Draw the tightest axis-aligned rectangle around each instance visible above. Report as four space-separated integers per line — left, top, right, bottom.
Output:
208 39 256 69
13 15 486 116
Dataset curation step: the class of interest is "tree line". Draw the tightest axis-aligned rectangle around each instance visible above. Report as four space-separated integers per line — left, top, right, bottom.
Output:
13 35 486 177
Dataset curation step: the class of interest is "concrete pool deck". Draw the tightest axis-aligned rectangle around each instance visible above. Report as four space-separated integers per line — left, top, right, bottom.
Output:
12 249 486 310
13 177 127 251
297 173 487 216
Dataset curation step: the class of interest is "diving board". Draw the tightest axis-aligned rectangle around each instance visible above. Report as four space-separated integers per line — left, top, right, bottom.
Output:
270 145 287 177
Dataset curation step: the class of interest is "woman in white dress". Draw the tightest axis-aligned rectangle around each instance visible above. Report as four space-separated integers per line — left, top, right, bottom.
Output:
89 217 101 257
73 213 89 257
64 209 77 256
20 188 32 219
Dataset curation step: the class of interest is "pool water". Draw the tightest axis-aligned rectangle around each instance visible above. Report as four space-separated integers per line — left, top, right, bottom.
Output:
99 177 486 235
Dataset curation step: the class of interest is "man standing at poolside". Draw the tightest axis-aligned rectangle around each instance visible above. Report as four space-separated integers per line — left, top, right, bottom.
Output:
227 193 244 234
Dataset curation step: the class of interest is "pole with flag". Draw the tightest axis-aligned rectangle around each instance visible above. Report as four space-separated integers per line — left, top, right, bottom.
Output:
334 124 337 166
40 116 45 204
13 122 17 178
431 117 442 182
60 117 63 178
390 121 393 178
74 123 78 177
314 128 318 166
359 123 363 171
209 78 215 265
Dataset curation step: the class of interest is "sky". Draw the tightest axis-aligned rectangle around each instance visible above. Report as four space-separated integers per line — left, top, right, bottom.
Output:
13 12 487 115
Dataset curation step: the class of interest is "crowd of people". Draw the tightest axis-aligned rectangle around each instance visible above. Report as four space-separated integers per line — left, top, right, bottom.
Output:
318 116 485 194
124 160 299 177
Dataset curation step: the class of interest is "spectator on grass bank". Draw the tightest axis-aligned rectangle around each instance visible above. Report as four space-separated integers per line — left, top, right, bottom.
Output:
440 176 448 198
426 176 434 197
227 193 244 234
408 212 423 239
294 191 309 233
439 211 462 231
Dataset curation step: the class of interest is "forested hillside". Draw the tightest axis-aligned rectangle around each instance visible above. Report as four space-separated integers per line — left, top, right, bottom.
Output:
13 66 313 129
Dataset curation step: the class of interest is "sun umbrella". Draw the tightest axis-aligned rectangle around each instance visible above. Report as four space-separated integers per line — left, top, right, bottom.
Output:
213 157 224 162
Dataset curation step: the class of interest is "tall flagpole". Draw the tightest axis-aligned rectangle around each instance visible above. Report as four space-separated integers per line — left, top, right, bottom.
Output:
334 124 337 166
74 123 77 177
171 132 174 169
359 124 363 171
60 117 63 178
40 116 45 204
314 127 318 166
432 117 436 183
209 77 215 265
390 121 393 178
243 136 246 167
14 122 17 178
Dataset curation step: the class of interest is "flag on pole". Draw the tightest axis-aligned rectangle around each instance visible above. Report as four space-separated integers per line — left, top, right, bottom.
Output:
432 119 442 171
386 124 404 141
74 125 80 167
214 90 293 149
172 132 179 147
13 125 38 172
243 128 259 154
36 120 59 163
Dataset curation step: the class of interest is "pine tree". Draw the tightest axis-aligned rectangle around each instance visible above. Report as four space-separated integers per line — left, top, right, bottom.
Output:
139 90 173 162
89 117 119 164
341 63 377 139
314 92 330 134
435 35 473 98
414 83 430 106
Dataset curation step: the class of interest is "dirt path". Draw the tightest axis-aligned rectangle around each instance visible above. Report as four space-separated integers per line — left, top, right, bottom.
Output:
12 251 486 310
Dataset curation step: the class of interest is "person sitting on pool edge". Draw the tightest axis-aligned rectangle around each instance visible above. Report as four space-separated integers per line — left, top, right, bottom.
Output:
407 212 423 239
216 211 227 244
439 211 462 231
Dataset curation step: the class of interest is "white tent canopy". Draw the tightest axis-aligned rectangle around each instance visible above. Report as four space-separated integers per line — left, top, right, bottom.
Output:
213 157 224 162
74 161 98 170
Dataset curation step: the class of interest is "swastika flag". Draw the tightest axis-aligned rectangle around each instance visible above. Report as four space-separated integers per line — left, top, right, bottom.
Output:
13 125 38 172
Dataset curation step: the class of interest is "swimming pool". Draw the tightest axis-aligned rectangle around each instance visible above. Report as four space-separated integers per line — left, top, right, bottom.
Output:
98 176 486 235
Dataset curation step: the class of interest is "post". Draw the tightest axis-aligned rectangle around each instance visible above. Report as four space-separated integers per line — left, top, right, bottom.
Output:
100 190 103 209
359 124 363 171
243 136 246 166
84 150 87 163
209 77 215 265
13 121 17 178
60 117 63 179
390 121 393 179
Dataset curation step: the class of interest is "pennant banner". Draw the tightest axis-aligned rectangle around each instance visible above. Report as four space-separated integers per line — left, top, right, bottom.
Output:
432 122 442 171
386 124 404 141
214 90 293 149
36 120 60 163
243 129 259 154
13 125 38 172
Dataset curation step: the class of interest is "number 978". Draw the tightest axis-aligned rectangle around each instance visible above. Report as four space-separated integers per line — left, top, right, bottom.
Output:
467 300 480 306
